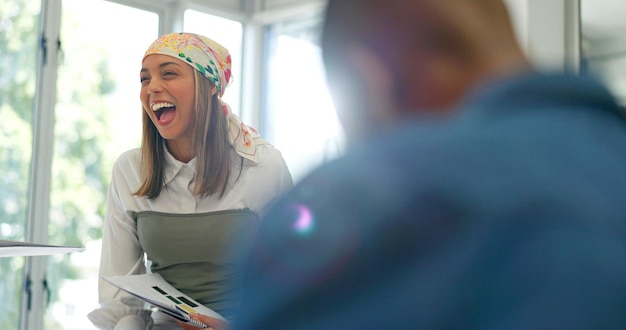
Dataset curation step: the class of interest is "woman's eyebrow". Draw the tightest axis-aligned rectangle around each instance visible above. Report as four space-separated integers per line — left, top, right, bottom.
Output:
140 61 181 73
158 61 181 69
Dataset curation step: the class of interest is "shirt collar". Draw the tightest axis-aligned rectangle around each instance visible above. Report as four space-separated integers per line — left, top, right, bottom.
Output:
163 145 197 185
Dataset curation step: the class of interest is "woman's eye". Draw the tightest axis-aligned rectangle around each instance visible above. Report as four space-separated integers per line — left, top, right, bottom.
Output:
163 71 176 77
140 76 149 84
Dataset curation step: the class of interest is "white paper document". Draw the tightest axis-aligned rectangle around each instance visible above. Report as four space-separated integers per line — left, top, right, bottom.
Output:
0 240 85 257
103 273 226 328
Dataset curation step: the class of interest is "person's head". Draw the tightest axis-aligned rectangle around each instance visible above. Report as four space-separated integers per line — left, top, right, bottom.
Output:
322 0 531 141
136 32 234 199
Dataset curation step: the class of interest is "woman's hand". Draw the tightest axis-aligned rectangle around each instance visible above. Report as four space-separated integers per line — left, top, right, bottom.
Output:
176 313 229 330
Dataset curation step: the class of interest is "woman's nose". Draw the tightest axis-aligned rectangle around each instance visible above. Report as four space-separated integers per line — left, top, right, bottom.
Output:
147 77 163 93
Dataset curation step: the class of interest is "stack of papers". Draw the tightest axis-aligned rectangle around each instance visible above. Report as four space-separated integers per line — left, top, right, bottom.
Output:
104 273 226 328
0 239 85 257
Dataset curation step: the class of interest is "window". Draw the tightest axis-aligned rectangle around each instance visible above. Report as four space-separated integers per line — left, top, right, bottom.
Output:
47 1 158 328
184 9 243 115
0 0 41 328
263 11 345 182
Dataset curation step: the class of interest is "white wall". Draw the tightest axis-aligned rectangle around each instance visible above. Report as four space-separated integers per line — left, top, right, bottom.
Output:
503 0 529 53
504 0 580 72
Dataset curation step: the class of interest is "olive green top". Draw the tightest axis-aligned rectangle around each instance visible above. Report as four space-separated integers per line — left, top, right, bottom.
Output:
136 209 259 320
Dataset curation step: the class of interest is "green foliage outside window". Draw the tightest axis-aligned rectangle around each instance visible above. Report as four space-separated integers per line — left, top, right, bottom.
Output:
0 0 39 327
1 0 117 328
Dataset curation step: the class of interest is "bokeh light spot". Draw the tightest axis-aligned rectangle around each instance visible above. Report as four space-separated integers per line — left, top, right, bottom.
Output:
291 204 315 236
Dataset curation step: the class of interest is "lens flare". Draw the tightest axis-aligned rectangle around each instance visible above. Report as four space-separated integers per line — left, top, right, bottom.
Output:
291 204 314 235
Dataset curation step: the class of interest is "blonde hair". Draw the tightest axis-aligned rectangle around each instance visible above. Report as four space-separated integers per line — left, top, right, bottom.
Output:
135 70 235 199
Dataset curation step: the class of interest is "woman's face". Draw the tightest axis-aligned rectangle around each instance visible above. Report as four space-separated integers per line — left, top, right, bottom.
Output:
140 54 196 144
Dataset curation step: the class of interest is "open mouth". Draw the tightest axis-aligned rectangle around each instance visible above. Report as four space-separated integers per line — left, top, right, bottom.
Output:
152 102 176 124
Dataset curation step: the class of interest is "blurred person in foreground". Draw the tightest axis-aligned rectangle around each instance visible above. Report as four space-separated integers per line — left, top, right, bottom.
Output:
192 0 626 329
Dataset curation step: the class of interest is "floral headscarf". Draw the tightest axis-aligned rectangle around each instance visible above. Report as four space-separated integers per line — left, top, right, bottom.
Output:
143 32 268 163
144 32 232 97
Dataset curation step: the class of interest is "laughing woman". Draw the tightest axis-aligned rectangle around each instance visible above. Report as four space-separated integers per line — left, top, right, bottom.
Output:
88 33 293 330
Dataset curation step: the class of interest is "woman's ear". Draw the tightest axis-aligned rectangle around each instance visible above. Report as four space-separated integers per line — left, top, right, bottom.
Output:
211 86 218 97
346 44 396 123
327 44 398 143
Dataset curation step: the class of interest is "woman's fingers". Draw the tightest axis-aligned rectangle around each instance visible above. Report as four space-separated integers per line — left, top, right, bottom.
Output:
188 313 228 330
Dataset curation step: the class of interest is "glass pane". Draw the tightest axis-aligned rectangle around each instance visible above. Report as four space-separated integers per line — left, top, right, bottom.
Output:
0 0 40 328
264 13 345 182
184 9 243 115
580 0 626 106
46 1 158 329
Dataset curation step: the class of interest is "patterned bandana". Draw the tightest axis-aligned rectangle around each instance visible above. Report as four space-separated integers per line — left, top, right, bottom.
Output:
143 32 268 163
144 32 232 97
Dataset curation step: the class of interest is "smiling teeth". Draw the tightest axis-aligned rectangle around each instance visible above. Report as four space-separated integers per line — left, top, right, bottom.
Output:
151 102 174 111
